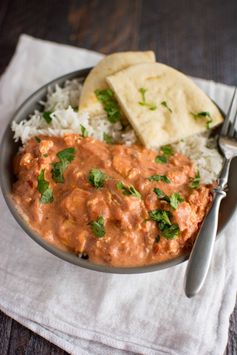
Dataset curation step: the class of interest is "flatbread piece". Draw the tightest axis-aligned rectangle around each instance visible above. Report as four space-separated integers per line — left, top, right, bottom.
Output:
106 62 223 149
79 51 156 116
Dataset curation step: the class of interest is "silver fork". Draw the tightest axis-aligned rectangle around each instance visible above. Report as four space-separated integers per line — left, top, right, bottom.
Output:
184 88 237 298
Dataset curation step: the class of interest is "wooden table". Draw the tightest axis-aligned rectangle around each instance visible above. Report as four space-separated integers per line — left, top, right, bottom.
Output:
0 0 236 353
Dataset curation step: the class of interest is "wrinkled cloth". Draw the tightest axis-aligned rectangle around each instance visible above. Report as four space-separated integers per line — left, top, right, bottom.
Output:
0 35 236 355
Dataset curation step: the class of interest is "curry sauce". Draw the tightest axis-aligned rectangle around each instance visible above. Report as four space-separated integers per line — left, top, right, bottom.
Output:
12 134 212 267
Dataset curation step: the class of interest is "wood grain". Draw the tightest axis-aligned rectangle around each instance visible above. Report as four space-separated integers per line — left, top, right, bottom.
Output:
0 0 236 354
67 0 142 53
0 311 12 354
226 306 237 355
138 0 237 84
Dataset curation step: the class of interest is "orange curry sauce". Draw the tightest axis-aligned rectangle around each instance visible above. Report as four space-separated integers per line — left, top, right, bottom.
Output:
12 134 212 267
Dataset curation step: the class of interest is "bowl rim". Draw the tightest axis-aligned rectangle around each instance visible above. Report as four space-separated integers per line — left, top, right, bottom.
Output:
0 68 235 274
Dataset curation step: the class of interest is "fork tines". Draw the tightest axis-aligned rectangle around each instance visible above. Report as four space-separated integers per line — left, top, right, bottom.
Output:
221 88 237 136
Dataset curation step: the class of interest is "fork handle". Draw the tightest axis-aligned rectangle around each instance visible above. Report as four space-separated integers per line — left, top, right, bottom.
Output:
184 189 226 297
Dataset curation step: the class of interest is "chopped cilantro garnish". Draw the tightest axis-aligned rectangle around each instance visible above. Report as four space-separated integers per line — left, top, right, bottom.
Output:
138 87 157 111
155 155 167 164
153 188 169 201
139 87 146 102
148 175 170 183
51 147 76 183
191 111 213 129
161 145 173 156
80 124 88 137
162 223 180 239
155 145 173 164
206 118 213 129
95 89 120 123
192 111 211 118
149 208 180 239
169 193 184 209
153 188 184 209
189 171 201 189
42 111 52 124
149 209 172 225
103 132 113 144
147 103 157 111
37 169 53 204
155 235 160 243
51 161 66 183
43 154 48 158
57 147 75 162
116 182 141 199
161 101 172 113
90 216 105 238
88 169 107 188
35 136 41 143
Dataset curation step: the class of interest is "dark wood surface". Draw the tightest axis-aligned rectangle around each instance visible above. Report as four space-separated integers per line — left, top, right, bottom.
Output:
0 0 236 354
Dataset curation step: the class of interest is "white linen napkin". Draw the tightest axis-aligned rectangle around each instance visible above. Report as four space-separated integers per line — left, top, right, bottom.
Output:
0 34 237 355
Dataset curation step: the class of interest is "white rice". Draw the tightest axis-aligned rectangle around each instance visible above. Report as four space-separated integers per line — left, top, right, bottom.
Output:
41 79 83 111
174 135 223 184
12 79 136 146
11 79 223 184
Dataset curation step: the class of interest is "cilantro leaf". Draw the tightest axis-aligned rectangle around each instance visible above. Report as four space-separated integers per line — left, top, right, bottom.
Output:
149 209 172 225
148 175 170 183
51 160 67 183
116 182 141 199
138 87 157 111
161 145 173 157
139 87 147 102
149 206 180 240
35 136 41 143
153 188 170 203
206 118 213 129
169 193 184 209
191 111 213 129
155 145 173 164
95 89 121 123
192 111 211 118
37 169 53 204
153 187 184 210
161 101 172 113
88 169 107 188
90 216 105 238
37 170 49 194
57 147 75 162
103 132 113 144
153 188 184 209
42 111 52 124
155 189 168 202
147 103 157 111
162 223 180 239
51 147 76 183
153 187 166 199
189 171 201 189
80 124 88 137
40 188 53 204
155 155 167 164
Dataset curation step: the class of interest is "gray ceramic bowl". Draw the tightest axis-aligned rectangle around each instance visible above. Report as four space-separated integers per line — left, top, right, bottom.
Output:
1 68 237 274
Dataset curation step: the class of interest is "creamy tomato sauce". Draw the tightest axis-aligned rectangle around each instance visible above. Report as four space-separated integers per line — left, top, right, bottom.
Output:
12 134 212 267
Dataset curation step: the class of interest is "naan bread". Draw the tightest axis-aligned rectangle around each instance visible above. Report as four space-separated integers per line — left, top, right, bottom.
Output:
106 62 223 149
79 51 155 116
